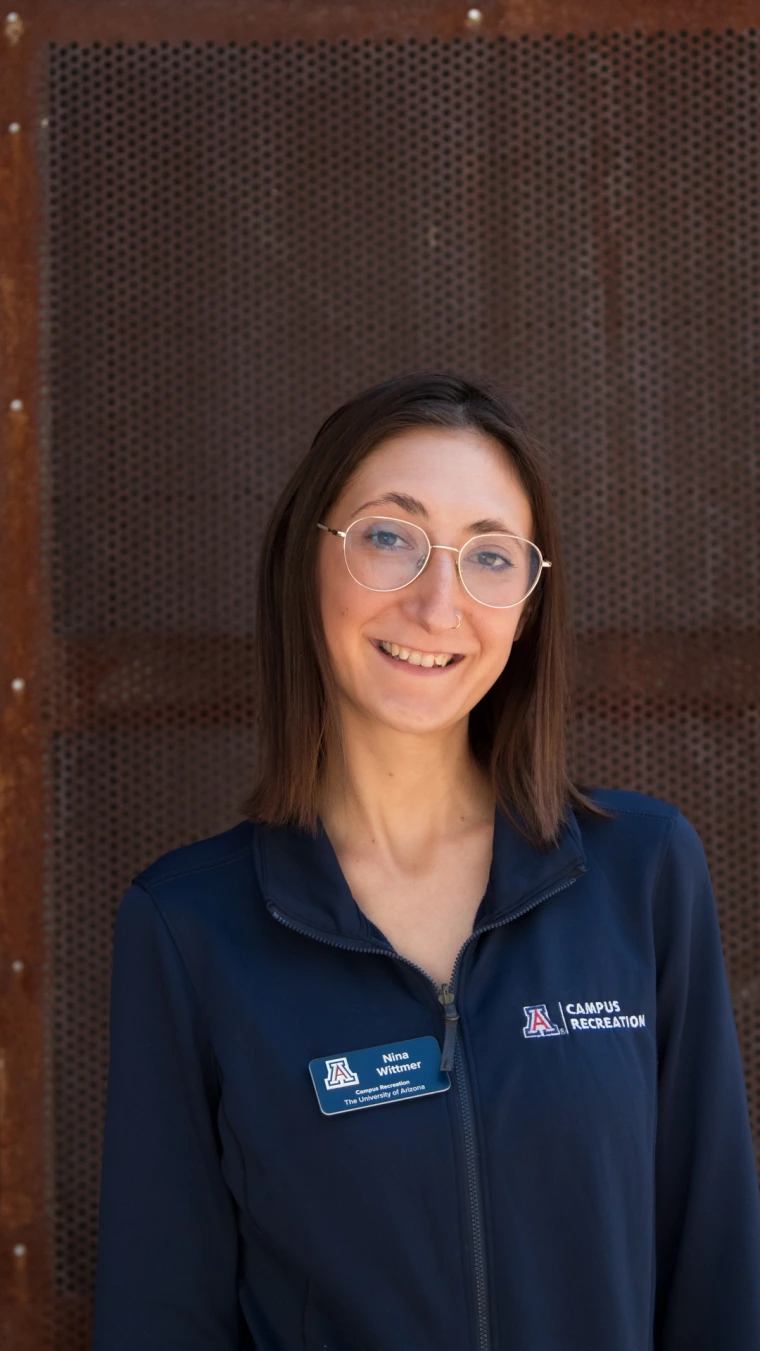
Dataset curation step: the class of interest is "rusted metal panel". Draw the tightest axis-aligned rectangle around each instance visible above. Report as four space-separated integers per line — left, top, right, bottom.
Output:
3 5 760 1349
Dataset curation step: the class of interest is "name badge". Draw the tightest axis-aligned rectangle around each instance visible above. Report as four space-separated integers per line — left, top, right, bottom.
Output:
309 1035 451 1116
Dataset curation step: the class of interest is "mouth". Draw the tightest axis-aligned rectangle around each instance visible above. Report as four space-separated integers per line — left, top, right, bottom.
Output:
371 638 464 670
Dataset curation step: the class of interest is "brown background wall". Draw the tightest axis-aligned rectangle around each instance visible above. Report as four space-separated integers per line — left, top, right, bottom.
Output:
2 2 760 1346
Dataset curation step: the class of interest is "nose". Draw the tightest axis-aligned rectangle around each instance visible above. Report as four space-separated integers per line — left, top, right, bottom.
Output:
400 545 462 633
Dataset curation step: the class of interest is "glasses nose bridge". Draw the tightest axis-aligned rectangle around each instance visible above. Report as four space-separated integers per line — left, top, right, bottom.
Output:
419 540 462 586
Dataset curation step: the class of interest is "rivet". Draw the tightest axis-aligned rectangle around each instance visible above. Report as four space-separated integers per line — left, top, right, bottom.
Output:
467 7 483 20
13 1243 27 1258
8 121 20 134
4 11 23 43
11 677 25 691
10 398 23 411
11 959 24 973
40 117 48 127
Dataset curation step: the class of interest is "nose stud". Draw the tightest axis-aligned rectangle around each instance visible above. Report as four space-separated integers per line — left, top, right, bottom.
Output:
452 613 461 629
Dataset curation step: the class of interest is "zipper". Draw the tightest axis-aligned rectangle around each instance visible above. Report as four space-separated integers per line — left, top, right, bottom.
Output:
431 869 584 1351
454 1034 489 1351
267 864 584 1351
437 870 585 1069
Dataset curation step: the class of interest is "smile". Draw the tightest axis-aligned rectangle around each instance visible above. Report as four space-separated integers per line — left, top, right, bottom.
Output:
372 638 463 669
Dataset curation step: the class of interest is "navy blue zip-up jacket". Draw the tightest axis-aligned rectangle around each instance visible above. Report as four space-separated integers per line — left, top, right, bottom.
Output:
92 789 760 1350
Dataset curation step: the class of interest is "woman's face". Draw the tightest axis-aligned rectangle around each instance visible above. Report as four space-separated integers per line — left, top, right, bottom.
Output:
317 427 536 739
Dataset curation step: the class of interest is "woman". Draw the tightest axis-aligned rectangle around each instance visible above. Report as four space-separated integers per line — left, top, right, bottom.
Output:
93 373 760 1350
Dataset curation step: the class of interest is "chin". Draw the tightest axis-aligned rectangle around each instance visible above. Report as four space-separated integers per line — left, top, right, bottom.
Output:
358 693 465 736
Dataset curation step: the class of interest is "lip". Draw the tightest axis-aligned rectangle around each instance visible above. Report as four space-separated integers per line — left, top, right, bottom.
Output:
370 638 465 672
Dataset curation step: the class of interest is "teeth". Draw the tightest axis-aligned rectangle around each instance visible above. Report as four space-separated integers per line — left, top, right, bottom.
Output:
378 640 455 667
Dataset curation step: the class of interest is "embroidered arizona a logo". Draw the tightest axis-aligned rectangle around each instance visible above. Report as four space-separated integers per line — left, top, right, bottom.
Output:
522 1004 561 1039
323 1056 360 1090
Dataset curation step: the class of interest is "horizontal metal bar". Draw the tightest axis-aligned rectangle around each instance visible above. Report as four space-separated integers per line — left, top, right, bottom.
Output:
32 631 760 728
20 0 760 47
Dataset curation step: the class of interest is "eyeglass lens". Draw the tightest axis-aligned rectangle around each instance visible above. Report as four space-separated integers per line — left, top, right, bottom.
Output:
343 516 541 607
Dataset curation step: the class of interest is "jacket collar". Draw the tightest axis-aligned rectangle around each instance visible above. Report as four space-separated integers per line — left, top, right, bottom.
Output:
253 805 586 948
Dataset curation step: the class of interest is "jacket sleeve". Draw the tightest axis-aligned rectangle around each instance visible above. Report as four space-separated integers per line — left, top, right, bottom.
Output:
653 811 760 1349
92 882 245 1350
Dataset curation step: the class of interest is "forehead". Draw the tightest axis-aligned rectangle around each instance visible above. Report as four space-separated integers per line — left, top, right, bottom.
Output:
341 427 533 533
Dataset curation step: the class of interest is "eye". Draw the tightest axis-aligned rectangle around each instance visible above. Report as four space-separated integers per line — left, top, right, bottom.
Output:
372 530 403 549
469 549 515 571
365 527 415 551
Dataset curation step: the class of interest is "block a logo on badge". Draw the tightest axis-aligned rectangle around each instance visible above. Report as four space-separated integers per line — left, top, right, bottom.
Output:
523 1004 561 1039
323 1055 361 1090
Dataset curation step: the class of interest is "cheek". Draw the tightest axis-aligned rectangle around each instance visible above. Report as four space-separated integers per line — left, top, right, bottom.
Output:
318 548 368 653
476 614 522 674
318 554 345 645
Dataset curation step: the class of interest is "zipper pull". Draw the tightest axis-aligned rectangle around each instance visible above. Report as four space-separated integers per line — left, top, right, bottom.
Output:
438 984 459 1072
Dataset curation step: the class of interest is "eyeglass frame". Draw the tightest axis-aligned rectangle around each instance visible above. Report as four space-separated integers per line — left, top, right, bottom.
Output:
316 514 552 610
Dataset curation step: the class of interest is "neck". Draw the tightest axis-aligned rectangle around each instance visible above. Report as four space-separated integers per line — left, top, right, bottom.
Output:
318 704 495 858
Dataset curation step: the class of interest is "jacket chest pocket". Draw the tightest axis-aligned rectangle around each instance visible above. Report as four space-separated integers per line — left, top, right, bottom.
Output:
479 1000 656 1167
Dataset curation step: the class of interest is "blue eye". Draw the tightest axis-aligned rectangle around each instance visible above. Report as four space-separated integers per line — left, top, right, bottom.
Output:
371 530 405 549
469 550 514 571
363 527 418 552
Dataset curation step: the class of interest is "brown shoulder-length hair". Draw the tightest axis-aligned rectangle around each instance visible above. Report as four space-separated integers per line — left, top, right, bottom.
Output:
242 372 608 848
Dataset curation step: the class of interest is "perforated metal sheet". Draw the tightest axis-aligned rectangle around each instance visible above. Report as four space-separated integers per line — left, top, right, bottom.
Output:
42 32 760 1348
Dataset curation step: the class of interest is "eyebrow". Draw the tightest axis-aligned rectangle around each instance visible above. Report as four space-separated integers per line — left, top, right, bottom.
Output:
352 492 429 518
350 493 516 536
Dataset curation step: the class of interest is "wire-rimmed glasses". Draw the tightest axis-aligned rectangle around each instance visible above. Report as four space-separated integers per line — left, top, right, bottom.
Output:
317 515 551 609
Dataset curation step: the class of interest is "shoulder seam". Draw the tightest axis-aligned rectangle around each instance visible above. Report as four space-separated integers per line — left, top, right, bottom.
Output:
650 809 680 904
134 836 254 889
